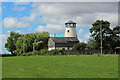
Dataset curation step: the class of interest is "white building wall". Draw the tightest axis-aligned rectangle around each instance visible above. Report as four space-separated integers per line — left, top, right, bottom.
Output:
56 47 73 50
65 27 77 37
48 47 55 51
56 47 67 50
48 47 73 51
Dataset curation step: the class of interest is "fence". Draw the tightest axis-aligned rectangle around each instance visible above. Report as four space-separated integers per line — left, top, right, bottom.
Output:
61 49 115 55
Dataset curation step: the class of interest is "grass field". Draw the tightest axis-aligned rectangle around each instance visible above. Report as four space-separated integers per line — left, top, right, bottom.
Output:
2 55 118 78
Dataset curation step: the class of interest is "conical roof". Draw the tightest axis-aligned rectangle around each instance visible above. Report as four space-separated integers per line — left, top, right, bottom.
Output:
65 20 76 24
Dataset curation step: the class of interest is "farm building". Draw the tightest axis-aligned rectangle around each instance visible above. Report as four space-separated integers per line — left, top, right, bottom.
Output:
115 47 120 54
48 20 79 51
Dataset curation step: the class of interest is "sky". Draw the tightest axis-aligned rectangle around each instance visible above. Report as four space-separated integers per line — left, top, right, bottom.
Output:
0 1 119 54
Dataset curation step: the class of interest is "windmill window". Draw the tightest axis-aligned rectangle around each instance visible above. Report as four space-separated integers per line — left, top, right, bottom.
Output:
67 30 69 32
70 24 73 27
67 24 69 27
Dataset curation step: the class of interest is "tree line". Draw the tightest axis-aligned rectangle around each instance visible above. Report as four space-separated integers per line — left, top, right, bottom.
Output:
88 20 120 50
5 32 50 55
4 20 120 55
72 20 120 51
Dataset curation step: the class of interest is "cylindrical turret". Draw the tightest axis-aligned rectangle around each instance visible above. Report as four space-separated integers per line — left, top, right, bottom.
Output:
64 20 77 37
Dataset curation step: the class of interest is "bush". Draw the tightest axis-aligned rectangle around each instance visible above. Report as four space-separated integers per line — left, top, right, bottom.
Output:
21 52 33 56
73 43 86 50
17 53 22 56
14 49 61 56
33 41 44 51
48 49 61 55
32 50 40 55
28 52 33 56
0 54 13 57
39 49 48 55
21 53 28 56
14 49 23 56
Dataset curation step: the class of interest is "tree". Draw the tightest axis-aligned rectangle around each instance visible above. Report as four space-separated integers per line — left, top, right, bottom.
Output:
89 20 120 50
23 34 34 52
87 39 98 49
35 32 50 48
15 37 24 54
111 26 120 49
5 31 50 55
89 20 113 49
73 43 86 50
113 26 120 34
33 41 44 51
5 32 21 55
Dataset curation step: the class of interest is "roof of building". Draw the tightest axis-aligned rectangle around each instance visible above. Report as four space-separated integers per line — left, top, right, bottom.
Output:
115 47 120 49
50 37 79 43
65 20 76 24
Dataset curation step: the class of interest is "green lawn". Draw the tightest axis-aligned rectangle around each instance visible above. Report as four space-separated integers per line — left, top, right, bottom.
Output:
2 55 118 78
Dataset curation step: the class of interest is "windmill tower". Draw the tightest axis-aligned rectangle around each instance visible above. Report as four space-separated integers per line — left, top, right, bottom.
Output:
65 20 77 37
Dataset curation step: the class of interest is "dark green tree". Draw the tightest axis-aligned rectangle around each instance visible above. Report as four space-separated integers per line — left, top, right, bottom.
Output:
87 39 98 49
113 26 120 34
15 37 24 55
5 31 50 55
33 41 44 51
10 32 49 55
111 26 120 49
89 20 113 49
5 32 21 55
73 43 86 50
35 32 50 48
89 20 120 50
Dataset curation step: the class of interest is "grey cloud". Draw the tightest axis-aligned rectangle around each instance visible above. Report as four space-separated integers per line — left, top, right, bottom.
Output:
31 2 118 17
2 0 120 2
30 2 118 29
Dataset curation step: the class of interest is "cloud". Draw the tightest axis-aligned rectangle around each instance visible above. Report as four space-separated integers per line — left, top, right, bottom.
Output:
49 34 55 37
31 2 117 16
17 2 118 30
0 31 10 53
20 2 118 36
78 29 83 35
79 33 91 43
3 17 30 29
95 13 118 28
0 30 26 54
35 24 64 34
15 30 22 34
75 12 118 28
84 33 91 40
2 0 120 2
3 2 118 43
30 2 118 29
21 14 38 22
13 2 29 11
13 6 26 11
